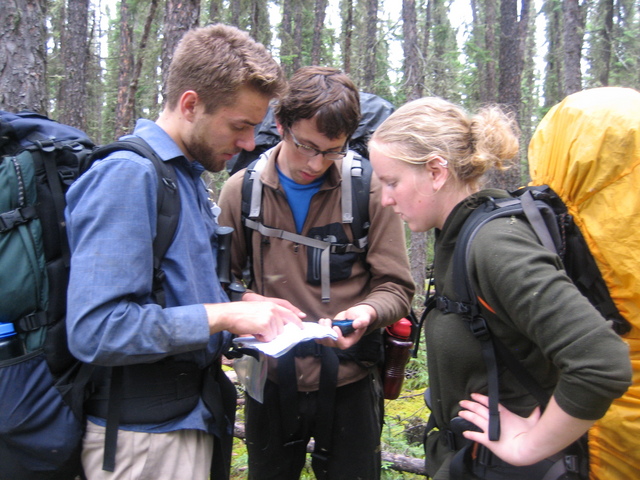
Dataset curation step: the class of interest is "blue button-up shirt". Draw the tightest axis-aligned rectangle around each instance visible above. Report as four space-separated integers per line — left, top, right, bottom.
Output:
65 119 231 433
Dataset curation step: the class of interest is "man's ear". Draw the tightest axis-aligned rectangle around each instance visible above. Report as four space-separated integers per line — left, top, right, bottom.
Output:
275 120 285 137
178 90 200 121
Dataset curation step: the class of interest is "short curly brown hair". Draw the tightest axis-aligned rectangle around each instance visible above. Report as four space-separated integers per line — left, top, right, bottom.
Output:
275 66 360 141
165 24 286 114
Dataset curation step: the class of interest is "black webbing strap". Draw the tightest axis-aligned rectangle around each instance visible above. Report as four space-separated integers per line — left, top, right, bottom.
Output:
469 316 501 441
414 271 436 358
492 336 549 407
519 190 558 255
278 349 303 446
40 146 72 267
312 346 339 464
276 342 340 464
102 366 123 472
203 361 237 480
449 442 473 480
91 137 180 308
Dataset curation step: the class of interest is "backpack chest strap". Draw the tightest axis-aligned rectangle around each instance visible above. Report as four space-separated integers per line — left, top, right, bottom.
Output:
244 217 365 303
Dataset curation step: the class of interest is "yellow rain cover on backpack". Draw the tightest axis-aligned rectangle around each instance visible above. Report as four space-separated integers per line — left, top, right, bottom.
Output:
528 87 640 480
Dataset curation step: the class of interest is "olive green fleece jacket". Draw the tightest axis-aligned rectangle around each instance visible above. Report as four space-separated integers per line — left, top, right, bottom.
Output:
424 189 631 478
218 144 415 390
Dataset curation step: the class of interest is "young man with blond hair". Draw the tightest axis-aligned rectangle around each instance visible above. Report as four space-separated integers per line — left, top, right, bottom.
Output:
65 24 301 480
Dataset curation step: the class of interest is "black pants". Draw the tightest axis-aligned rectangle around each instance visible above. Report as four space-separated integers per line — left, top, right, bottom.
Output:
245 374 383 480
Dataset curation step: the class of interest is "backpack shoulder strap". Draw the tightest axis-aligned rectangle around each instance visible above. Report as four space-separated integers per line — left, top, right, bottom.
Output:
341 150 371 249
450 189 561 306
242 153 269 220
239 151 369 303
88 137 181 472
90 137 180 308
437 190 562 441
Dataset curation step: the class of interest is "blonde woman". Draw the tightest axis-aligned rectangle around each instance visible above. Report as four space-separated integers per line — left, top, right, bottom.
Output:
368 97 631 480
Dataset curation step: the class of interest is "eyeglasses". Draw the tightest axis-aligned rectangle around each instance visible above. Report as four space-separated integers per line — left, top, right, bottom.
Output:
288 129 348 161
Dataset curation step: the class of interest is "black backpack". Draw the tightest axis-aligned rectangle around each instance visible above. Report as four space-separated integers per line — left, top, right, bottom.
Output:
426 185 629 479
0 111 180 480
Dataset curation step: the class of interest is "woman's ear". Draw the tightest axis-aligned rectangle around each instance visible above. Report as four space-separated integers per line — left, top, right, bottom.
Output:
427 155 449 191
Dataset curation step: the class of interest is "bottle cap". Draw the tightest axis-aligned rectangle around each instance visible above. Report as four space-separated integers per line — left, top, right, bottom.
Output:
389 318 412 338
0 322 17 338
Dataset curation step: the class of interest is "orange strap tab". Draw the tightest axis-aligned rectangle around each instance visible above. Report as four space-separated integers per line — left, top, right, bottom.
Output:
477 296 496 314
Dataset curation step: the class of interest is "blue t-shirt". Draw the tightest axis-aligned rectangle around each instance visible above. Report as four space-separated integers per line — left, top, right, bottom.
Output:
277 166 325 233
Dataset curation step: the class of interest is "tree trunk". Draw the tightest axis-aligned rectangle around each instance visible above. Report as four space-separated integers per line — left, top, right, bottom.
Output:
562 0 584 95
292 1 303 72
209 0 222 23
402 0 427 292
484 0 498 103
598 0 614 86
495 0 530 190
230 0 241 26
161 0 200 104
421 0 432 73
0 0 48 113
249 0 270 46
342 0 354 74
281 0 294 77
499 0 525 118
519 8 538 184
403 0 423 101
114 0 134 137
311 0 328 64
362 0 379 92
121 0 160 136
58 0 90 130
430 0 452 97
543 0 564 109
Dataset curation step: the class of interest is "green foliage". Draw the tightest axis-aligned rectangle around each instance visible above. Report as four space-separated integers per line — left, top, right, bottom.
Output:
404 335 429 393
584 0 640 90
383 391 429 456
203 170 230 203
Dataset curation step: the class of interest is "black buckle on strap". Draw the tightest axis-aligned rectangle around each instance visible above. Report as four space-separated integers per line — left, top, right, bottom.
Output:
329 243 349 254
444 429 458 450
469 316 490 339
0 205 37 232
435 295 471 316
564 454 579 473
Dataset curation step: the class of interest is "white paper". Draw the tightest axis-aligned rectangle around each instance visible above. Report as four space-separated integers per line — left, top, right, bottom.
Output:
232 322 338 358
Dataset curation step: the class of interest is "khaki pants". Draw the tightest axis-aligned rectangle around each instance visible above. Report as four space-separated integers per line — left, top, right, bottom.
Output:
82 420 214 480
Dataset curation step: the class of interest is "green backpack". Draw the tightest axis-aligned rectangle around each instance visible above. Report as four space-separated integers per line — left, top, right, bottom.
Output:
0 110 180 479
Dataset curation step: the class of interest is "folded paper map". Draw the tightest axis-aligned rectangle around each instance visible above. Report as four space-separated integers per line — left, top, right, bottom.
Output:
232 322 338 358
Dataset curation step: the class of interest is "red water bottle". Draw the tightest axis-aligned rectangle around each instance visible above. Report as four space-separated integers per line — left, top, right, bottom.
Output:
382 318 413 400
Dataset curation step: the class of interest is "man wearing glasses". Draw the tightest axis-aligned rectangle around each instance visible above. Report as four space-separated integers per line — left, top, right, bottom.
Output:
218 66 414 479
